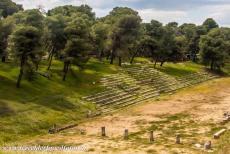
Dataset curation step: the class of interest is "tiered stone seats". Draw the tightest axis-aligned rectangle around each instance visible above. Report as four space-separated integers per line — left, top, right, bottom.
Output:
83 89 117 101
125 66 181 93
82 64 219 114
175 71 218 88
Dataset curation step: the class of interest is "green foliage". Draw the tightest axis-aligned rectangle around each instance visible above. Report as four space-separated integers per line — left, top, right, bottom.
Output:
143 20 186 66
145 20 164 39
142 20 163 62
62 16 93 80
202 18 219 32
178 23 208 61
111 14 141 65
44 14 67 69
0 58 118 145
103 7 139 25
172 35 187 61
9 25 43 87
47 5 95 21
63 16 92 60
10 26 42 57
45 15 67 48
199 28 229 70
166 21 179 33
0 3 230 148
138 35 159 58
0 18 14 61
154 24 178 65
0 9 44 64
0 0 23 18
92 22 110 59
11 9 44 30
179 24 196 49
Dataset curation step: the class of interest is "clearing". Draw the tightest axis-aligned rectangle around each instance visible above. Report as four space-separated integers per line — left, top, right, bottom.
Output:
20 77 230 154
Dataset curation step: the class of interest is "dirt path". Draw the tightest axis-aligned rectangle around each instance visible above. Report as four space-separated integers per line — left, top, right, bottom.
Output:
25 77 230 154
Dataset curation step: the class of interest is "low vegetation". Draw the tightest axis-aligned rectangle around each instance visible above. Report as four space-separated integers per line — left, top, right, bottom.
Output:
0 58 118 144
0 58 228 145
0 0 229 153
154 62 204 77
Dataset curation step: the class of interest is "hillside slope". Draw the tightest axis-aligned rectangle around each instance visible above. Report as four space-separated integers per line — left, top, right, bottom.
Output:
83 63 218 114
0 58 118 144
22 77 230 154
0 58 227 145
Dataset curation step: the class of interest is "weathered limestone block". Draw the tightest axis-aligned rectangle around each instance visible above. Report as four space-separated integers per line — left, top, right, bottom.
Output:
214 129 227 139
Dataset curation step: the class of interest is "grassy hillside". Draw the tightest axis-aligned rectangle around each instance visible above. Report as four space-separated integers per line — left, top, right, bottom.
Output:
0 58 118 145
0 58 227 145
155 62 204 77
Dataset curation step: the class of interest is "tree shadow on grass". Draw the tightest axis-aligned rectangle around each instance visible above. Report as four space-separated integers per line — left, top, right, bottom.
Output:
0 74 79 112
38 95 79 111
0 100 15 116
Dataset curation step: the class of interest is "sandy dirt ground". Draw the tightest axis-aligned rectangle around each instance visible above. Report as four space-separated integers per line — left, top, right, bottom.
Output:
14 77 230 154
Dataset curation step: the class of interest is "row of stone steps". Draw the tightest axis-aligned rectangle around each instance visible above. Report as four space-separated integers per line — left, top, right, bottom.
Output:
101 93 160 114
82 65 219 114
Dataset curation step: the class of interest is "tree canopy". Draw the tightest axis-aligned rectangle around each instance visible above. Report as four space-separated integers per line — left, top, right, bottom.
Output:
0 0 23 18
62 15 92 80
9 25 43 87
0 2 229 87
202 18 219 32
200 28 229 70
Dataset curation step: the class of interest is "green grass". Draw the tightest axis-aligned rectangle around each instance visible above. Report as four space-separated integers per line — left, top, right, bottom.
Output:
0 57 221 145
215 131 230 154
133 57 152 64
154 62 204 77
0 58 118 145
223 62 230 75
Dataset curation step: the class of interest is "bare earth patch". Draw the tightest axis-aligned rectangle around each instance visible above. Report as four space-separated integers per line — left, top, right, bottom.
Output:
22 77 230 154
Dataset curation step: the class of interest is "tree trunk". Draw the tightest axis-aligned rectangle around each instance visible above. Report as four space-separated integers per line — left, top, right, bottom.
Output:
99 50 103 62
106 54 110 60
16 69 23 88
160 61 164 67
63 61 70 81
63 62 67 81
48 52 51 61
130 51 138 64
47 46 53 61
118 57 122 67
210 60 214 70
110 51 114 64
16 56 25 88
36 62 39 71
154 57 158 69
106 51 110 60
130 56 134 64
47 52 53 70
1 56 5 62
192 54 196 62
